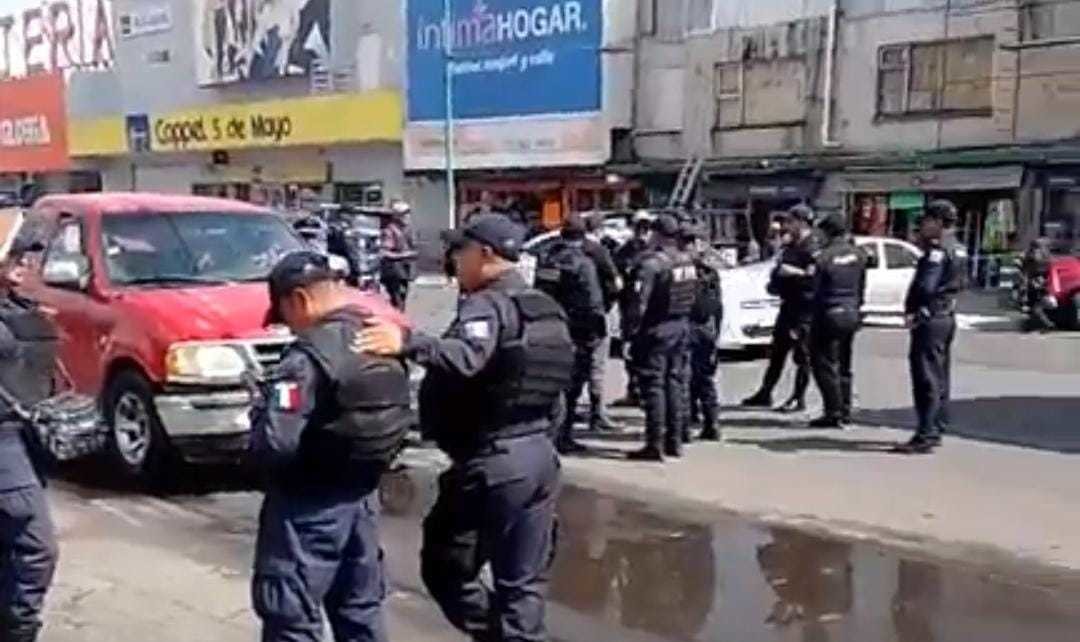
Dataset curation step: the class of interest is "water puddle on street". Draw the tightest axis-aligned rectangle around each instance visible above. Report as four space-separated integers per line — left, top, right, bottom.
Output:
381 468 1080 642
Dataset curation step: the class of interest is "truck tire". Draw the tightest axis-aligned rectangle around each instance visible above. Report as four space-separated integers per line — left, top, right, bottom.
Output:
104 371 172 481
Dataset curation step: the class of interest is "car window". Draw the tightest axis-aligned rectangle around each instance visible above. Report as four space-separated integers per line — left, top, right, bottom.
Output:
10 210 53 258
42 216 86 274
857 241 882 269
884 243 919 270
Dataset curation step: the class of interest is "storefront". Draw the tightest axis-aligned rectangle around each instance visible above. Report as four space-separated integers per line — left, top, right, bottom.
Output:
69 91 404 208
1039 171 1080 254
823 165 1033 286
699 171 823 249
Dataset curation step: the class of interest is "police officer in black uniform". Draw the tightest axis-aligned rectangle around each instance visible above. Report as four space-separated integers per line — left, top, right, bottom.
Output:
742 205 819 413
684 224 724 442
897 200 968 454
534 215 612 453
248 251 412 642
808 213 867 429
0 266 58 642
611 212 655 408
624 214 698 461
357 214 571 642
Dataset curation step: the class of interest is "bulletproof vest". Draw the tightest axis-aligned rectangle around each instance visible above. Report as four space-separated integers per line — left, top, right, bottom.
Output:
482 290 574 439
296 307 412 469
817 240 866 310
534 241 603 337
644 251 698 326
690 258 723 324
939 234 970 297
0 299 58 420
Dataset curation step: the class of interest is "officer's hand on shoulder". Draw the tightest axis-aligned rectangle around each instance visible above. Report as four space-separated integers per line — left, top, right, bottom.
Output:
353 319 405 357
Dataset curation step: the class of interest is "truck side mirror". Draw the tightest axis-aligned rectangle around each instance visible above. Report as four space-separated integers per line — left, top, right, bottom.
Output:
43 255 90 291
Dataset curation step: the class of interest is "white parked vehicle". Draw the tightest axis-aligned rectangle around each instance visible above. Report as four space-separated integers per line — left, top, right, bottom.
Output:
719 236 923 348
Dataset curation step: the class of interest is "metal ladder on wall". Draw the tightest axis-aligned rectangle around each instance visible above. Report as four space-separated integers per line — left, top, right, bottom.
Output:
668 156 704 209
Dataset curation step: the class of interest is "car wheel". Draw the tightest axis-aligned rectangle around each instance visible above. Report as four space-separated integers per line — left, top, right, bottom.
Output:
104 371 171 481
1070 292 1080 331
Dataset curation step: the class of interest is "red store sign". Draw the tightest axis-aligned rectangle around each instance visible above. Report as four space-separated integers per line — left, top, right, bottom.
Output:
0 73 70 172
0 0 114 79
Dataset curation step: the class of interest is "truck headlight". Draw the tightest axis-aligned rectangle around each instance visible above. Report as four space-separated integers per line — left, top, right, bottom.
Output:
166 343 247 383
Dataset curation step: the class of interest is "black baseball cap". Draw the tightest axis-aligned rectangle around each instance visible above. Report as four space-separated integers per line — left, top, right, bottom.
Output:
785 204 815 223
920 199 959 225
561 213 587 239
264 251 338 325
442 214 526 262
652 213 681 238
818 212 848 236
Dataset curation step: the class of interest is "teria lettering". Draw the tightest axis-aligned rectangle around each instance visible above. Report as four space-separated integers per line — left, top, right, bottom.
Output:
417 1 588 52
0 0 113 78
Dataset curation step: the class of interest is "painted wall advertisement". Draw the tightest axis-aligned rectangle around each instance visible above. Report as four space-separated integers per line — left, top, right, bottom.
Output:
0 0 114 79
405 0 605 170
0 73 70 172
195 0 330 86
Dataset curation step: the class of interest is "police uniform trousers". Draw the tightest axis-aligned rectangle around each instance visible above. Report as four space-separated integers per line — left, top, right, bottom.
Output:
252 486 386 642
810 308 860 421
631 321 691 449
0 481 57 642
689 322 720 430
421 433 560 642
382 279 409 311
908 314 957 441
561 336 611 435
759 310 811 401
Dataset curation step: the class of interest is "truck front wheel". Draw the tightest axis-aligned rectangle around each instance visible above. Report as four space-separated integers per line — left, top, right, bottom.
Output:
104 371 171 481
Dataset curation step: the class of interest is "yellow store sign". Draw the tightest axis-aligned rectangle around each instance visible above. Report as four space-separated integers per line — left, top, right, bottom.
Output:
149 91 401 152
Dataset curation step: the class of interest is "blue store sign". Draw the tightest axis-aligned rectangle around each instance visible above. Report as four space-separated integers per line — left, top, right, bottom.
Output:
407 0 602 122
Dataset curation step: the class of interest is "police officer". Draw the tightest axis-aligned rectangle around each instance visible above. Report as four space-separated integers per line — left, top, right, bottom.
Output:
742 205 820 413
1020 237 1054 331
380 200 419 311
535 214 614 453
808 213 867 429
685 224 724 442
0 265 58 642
624 214 698 461
357 214 571 642
248 251 412 642
611 211 655 407
897 200 968 454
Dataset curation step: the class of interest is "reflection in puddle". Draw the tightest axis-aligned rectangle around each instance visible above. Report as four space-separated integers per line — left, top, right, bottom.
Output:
381 468 1080 642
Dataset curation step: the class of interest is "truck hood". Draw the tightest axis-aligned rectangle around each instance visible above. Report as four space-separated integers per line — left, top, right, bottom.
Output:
112 283 412 345
113 283 277 343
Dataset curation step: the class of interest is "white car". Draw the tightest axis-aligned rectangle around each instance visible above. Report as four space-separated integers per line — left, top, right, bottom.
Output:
719 236 922 348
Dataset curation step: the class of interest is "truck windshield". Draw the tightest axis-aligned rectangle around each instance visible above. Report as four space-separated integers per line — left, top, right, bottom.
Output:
101 211 304 286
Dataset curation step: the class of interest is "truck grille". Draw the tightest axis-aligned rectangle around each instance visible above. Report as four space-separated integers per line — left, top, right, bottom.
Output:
246 339 293 373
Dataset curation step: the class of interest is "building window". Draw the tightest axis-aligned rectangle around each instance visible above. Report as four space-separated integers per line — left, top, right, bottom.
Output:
714 59 807 129
714 62 743 127
876 37 994 118
1025 0 1080 40
687 0 715 34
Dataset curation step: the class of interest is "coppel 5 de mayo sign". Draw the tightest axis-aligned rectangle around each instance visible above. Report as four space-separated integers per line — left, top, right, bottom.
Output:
407 0 602 122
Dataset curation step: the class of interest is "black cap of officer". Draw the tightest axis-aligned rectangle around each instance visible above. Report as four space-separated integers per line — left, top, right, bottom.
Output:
652 213 681 239
818 212 848 238
786 204 815 224
442 213 526 262
264 251 338 325
678 217 700 242
921 199 959 226
561 213 587 240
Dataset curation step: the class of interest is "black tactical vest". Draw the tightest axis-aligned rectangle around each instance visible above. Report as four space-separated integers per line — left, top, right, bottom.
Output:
940 234 970 297
690 258 723 324
534 242 604 342
645 251 698 326
0 299 58 420
295 307 412 469
817 240 866 310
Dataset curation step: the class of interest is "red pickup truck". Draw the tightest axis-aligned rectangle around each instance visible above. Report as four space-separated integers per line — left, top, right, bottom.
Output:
10 193 406 480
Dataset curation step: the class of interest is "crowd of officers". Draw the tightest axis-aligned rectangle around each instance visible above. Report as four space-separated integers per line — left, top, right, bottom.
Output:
0 197 967 641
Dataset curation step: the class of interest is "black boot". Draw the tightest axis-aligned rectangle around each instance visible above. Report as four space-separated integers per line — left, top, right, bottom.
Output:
892 436 938 455
627 445 664 462
741 392 772 408
663 439 682 458
809 416 844 429
699 426 721 441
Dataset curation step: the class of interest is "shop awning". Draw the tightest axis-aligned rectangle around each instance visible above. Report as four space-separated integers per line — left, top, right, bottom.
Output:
822 165 1026 195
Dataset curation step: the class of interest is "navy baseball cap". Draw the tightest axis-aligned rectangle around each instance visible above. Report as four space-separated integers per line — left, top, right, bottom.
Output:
785 204 815 223
264 251 338 325
443 214 526 262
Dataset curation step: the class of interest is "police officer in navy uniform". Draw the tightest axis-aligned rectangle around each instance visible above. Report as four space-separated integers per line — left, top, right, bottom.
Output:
897 200 968 454
684 224 724 442
624 214 698 461
248 251 412 642
611 211 655 408
357 214 572 642
0 265 58 642
742 205 820 413
808 213 867 429
534 214 613 453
